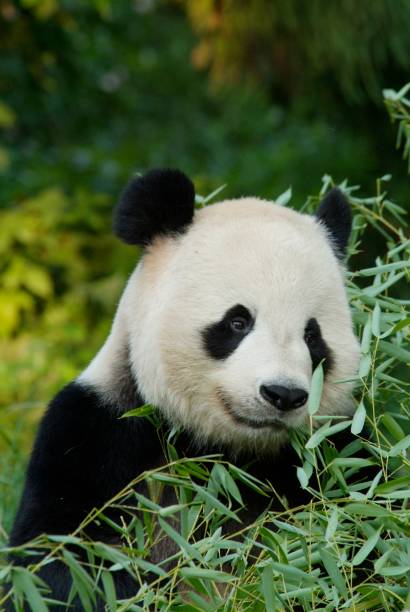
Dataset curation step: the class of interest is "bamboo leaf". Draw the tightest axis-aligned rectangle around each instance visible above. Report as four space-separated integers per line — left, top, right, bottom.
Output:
180 567 234 582
306 420 351 449
318 548 348 598
351 401 366 434
276 187 292 206
12 569 49 612
352 526 382 566
158 517 202 561
308 362 324 415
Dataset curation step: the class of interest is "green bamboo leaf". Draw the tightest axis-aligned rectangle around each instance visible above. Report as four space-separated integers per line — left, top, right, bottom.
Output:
366 469 383 498
120 404 154 418
92 543 135 569
325 506 338 541
261 564 276 610
358 261 410 276
202 183 227 204
332 458 374 468
185 592 220 611
358 352 372 378
134 492 162 511
306 420 351 449
374 549 393 574
378 490 410 499
388 242 410 261
376 475 410 494
228 465 267 495
391 317 410 333
351 401 366 434
271 520 308 536
352 526 382 566
378 564 410 577
275 187 292 206
158 503 187 517
62 550 96 612
270 561 317 585
296 466 309 489
158 517 202 561
180 567 234 582
12 569 49 612
362 271 406 297
360 315 372 353
318 548 348 598
344 503 392 517
192 483 240 522
379 340 410 363
371 302 381 337
101 572 117 612
150 473 188 486
381 413 405 441
308 362 324 415
48 535 82 544
114 554 167 577
212 463 242 504
389 434 410 456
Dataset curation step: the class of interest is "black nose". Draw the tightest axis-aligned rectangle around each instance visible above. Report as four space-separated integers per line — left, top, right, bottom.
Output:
260 385 308 411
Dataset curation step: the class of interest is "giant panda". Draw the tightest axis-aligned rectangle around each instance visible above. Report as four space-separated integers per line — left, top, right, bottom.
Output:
8 168 365 608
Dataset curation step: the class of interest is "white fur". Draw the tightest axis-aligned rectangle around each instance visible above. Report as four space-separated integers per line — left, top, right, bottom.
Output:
80 197 360 453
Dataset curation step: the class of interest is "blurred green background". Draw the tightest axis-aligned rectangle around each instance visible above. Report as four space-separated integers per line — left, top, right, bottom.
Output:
0 0 409 529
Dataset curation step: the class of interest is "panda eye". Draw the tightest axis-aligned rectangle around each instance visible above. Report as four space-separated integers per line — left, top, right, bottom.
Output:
304 330 315 344
304 319 319 345
202 304 254 360
226 305 253 334
230 317 249 333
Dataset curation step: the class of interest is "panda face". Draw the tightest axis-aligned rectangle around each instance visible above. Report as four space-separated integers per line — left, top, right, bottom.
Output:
124 197 360 452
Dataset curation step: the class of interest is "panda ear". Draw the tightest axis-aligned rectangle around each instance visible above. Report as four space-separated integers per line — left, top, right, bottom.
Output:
113 168 195 246
315 188 352 259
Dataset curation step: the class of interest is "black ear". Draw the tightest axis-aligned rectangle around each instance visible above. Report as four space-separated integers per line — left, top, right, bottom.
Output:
113 168 195 246
315 188 352 259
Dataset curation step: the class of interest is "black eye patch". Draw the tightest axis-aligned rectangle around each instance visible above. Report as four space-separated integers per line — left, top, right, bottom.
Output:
202 304 254 360
304 318 334 374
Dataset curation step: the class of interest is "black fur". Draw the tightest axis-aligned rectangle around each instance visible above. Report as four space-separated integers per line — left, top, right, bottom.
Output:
7 382 163 610
9 383 161 546
113 168 195 246
315 188 352 258
8 381 374 609
304 317 334 374
202 304 254 360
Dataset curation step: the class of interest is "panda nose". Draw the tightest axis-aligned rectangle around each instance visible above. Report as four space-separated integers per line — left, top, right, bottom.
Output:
260 385 308 411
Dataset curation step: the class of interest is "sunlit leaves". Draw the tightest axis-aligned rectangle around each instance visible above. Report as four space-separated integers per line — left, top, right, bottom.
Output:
187 2 410 105
0 101 16 128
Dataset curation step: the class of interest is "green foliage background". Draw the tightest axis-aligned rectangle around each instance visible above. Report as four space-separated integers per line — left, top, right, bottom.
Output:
0 1 409 608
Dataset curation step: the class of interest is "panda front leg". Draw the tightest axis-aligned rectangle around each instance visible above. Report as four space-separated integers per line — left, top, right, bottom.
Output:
7 325 163 609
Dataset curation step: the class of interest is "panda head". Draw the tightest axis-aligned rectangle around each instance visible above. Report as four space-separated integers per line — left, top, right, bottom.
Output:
110 169 359 452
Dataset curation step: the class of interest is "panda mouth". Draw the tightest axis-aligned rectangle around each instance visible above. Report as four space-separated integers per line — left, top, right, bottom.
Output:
216 388 288 431
229 413 287 430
